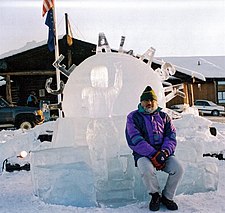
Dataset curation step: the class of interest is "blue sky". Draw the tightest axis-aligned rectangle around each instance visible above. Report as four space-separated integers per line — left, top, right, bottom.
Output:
0 0 225 56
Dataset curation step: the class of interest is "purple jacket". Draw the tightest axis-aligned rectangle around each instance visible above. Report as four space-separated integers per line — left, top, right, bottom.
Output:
125 104 177 166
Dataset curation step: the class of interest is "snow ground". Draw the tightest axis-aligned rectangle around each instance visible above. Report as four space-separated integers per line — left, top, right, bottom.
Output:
0 120 225 212
0 161 225 213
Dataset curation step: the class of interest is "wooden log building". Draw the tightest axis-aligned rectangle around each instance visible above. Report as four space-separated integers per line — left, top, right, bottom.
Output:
0 34 212 111
0 36 96 106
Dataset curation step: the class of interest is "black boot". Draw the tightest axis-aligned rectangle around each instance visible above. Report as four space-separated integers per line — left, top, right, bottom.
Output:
161 195 178 210
149 192 161 211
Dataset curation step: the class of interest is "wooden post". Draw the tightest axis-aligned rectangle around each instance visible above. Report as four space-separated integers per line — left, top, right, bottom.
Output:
65 13 73 67
214 80 218 103
190 76 195 106
6 75 12 104
183 83 189 105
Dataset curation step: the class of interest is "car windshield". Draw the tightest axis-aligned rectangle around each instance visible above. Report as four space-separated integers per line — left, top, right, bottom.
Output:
207 101 217 106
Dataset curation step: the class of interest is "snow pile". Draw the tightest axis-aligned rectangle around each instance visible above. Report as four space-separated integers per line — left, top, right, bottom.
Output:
173 114 222 194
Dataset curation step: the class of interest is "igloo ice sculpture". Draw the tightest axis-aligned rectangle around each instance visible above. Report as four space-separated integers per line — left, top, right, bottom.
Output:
31 51 165 207
31 41 218 208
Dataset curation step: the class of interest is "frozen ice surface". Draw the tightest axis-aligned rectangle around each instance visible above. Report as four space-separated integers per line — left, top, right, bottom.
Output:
30 52 221 208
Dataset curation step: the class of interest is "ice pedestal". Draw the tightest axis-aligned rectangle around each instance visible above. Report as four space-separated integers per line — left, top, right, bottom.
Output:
31 146 96 207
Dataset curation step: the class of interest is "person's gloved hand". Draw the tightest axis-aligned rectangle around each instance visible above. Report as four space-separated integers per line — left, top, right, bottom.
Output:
150 150 168 170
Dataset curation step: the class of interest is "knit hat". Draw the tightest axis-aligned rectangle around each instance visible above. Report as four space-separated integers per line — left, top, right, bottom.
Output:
140 86 157 102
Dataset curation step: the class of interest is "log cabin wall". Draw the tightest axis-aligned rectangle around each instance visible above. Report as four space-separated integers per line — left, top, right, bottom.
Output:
0 36 96 105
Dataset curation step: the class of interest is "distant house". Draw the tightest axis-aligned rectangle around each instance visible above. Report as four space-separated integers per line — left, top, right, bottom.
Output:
157 56 225 107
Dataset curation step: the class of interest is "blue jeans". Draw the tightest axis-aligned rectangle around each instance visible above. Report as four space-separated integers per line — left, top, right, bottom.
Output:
137 155 184 200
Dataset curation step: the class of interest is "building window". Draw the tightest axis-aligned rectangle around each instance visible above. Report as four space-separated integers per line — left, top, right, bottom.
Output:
218 92 225 103
218 81 225 103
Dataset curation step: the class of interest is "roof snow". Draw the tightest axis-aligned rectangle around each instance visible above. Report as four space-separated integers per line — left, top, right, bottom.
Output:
158 56 225 79
0 35 63 59
1 39 224 80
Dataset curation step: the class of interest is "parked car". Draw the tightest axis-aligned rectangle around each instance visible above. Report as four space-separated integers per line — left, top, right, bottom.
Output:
194 100 225 116
0 97 44 130
170 100 225 116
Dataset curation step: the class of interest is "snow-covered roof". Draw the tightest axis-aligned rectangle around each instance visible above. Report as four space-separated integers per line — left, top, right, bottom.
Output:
0 40 46 59
0 35 64 59
156 56 225 79
153 57 206 81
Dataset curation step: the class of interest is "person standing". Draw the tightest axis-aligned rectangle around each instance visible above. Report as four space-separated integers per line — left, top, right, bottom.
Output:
125 86 184 211
27 91 38 107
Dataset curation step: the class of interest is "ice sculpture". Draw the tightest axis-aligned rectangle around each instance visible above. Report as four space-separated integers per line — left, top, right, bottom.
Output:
81 64 122 118
31 34 219 208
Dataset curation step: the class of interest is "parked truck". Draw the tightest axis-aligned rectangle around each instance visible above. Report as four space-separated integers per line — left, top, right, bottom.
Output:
0 96 44 130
